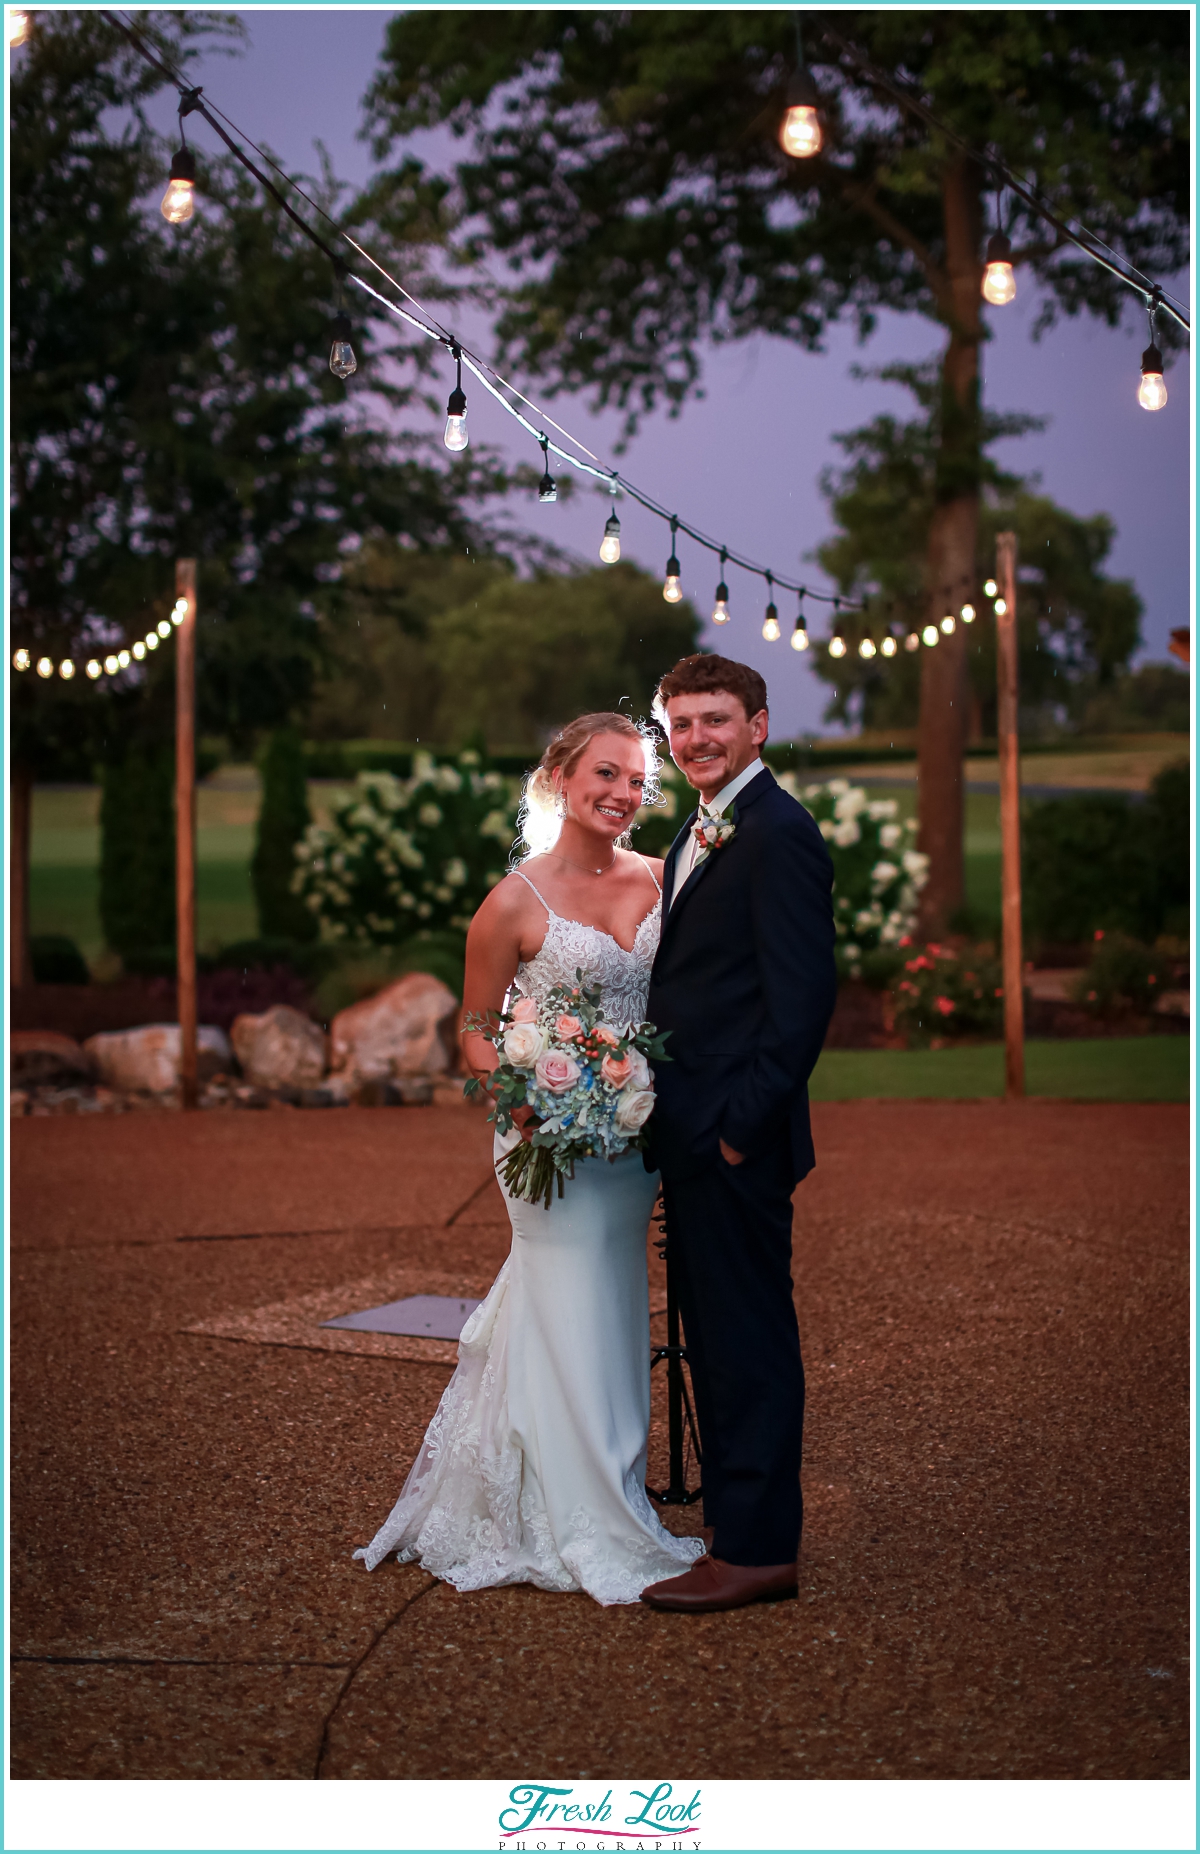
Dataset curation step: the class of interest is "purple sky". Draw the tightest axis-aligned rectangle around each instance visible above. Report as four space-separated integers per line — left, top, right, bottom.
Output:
144 7 1192 739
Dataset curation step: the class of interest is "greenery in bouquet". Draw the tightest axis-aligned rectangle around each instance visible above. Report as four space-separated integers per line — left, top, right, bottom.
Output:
292 750 521 945
465 974 671 1209
779 778 929 980
889 941 1005 1046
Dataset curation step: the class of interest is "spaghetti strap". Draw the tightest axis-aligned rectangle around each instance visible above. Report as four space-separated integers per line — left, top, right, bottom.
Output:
636 854 662 898
515 869 556 916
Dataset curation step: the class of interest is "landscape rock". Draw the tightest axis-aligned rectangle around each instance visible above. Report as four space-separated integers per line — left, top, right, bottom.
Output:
230 1005 327 1091
330 972 460 1087
11 1031 94 1088
83 1024 232 1096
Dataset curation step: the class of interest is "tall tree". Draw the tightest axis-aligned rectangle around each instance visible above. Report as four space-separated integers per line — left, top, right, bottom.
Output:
812 362 1142 740
365 8 1188 929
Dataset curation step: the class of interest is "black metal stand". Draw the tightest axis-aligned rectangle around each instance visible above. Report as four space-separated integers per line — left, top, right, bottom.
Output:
646 1198 703 1506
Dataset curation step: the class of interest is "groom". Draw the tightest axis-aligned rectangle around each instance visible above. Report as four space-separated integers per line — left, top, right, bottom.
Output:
641 654 837 1613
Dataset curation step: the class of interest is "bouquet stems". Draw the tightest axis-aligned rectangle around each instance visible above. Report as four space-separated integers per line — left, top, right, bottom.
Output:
497 1138 575 1210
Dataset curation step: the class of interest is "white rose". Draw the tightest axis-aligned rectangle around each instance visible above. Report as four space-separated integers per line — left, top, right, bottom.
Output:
879 822 903 849
622 1047 651 1092
871 860 899 887
902 848 930 879
832 819 861 847
866 799 898 820
818 818 836 841
503 1022 547 1067
833 788 867 820
614 1087 656 1133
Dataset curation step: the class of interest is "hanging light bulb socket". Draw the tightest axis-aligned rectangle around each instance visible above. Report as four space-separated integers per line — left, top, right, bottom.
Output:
1138 341 1168 411
329 311 357 380
537 436 557 503
711 549 731 625
779 17 823 158
662 519 683 602
599 506 622 564
444 346 468 451
981 228 1016 305
160 143 197 225
828 603 847 658
762 573 781 641
791 591 809 652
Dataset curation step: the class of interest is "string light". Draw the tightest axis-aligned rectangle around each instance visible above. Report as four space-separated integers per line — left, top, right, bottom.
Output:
36 656 52 677
172 598 188 623
12 648 30 671
329 311 357 380
993 597 1008 617
790 592 809 651
961 602 976 623
86 660 102 679
662 520 683 602
984 579 998 597
905 630 921 652
59 659 75 680
146 631 159 651
104 654 119 674
828 606 847 658
1139 297 1168 410
133 640 146 660
779 17 822 157
160 144 196 225
711 550 731 625
599 506 622 563
981 230 1016 306
443 346 468 451
922 624 939 647
762 574 781 641
157 620 171 638
940 612 956 635
537 436 557 503
880 630 897 657
118 648 131 667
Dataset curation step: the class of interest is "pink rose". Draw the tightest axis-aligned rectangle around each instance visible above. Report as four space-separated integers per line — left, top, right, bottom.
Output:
534 1049 581 1095
509 996 539 1023
555 1013 583 1041
614 1087 655 1133
593 1024 621 1048
600 1051 634 1089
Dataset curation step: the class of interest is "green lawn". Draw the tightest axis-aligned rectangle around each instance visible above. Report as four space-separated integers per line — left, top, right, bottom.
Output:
810 1037 1190 1102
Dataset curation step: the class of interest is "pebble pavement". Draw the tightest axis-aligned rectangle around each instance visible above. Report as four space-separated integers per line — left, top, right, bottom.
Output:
9 1100 1188 1780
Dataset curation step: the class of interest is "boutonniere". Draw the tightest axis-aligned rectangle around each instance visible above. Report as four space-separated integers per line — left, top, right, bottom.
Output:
693 814 736 856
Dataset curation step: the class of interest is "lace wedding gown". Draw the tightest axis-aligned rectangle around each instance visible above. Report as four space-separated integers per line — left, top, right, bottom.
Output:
354 867 705 1606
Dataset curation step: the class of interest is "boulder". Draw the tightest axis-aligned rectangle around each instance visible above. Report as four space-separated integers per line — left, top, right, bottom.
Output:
330 971 459 1086
11 1030 93 1087
84 1024 231 1095
230 1005 327 1091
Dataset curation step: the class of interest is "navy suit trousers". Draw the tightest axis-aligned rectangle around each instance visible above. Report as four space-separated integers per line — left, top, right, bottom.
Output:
661 1138 804 1566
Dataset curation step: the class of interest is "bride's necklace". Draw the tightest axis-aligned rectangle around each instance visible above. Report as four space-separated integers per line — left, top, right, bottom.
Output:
548 849 616 878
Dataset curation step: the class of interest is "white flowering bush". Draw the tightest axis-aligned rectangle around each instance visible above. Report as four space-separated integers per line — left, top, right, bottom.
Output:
778 776 930 979
292 750 521 944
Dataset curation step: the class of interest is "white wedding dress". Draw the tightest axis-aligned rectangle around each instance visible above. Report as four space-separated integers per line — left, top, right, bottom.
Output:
354 866 705 1605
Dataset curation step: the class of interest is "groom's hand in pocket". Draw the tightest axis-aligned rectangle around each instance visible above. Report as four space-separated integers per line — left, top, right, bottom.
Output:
719 1138 746 1167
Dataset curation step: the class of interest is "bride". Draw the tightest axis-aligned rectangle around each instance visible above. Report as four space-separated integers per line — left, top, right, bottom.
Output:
354 712 704 1605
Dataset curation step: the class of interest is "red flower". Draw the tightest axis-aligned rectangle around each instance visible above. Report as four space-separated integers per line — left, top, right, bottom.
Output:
1148 974 1157 984
994 988 1003 997
898 935 912 947
1094 929 1105 942
934 996 955 1016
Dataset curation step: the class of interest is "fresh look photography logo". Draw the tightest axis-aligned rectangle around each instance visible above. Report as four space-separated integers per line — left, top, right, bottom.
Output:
499 1782 702 1848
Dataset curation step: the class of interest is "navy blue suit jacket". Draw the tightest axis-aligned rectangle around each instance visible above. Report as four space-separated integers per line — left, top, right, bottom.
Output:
645 766 837 1184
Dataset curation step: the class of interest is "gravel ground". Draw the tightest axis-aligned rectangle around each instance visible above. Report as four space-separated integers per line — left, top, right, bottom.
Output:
9 1101 1189 1781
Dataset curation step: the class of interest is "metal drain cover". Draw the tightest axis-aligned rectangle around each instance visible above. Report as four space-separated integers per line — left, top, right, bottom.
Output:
320 1293 482 1340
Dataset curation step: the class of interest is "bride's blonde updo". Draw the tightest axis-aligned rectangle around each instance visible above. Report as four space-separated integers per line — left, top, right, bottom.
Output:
517 712 663 860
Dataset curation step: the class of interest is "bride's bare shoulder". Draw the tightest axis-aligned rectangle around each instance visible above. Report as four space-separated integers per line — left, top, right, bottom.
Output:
629 849 665 881
471 865 543 927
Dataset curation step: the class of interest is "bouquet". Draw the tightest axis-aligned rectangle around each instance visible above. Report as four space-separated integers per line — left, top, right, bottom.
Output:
464 973 670 1208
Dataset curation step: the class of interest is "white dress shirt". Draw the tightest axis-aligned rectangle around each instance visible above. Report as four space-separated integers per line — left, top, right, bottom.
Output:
669 757 766 907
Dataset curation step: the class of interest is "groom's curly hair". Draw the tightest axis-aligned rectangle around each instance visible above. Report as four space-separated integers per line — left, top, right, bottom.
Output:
654 654 768 724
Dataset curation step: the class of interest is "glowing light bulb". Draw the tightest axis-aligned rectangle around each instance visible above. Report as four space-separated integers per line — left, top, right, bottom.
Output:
981 231 1016 305
762 600 781 642
157 620 170 639
59 659 75 680
599 512 621 564
993 597 1008 618
146 632 159 651
118 649 131 667
13 648 30 671
984 579 997 598
662 550 683 603
1138 342 1167 411
859 637 876 658
133 641 146 660
922 624 939 647
172 609 184 626
881 635 897 657
160 148 196 225
104 654 119 674
712 579 731 625
328 312 357 380
905 632 921 652
961 603 976 623
791 620 809 652
7 10 29 46
779 66 822 158
86 659 102 679
828 634 847 659
940 614 955 635
36 656 53 678
444 366 468 451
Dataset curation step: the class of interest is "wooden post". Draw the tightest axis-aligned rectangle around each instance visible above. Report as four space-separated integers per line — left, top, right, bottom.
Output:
175 560 198 1109
995 532 1025 1101
11 763 33 991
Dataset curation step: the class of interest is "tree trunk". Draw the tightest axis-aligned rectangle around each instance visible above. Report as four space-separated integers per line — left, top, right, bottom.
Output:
917 155 983 937
11 763 33 990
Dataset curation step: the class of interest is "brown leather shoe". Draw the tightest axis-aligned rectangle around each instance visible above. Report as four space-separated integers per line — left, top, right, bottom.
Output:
640 1555 797 1612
